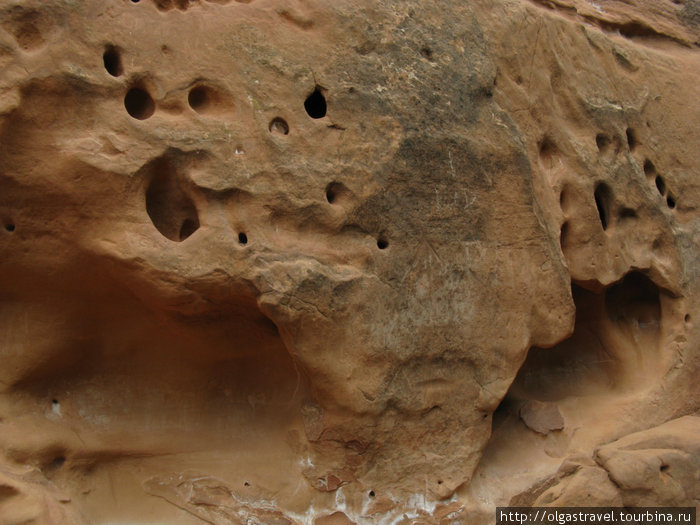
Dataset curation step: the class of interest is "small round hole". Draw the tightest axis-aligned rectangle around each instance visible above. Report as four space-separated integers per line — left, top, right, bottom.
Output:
238 232 248 245
625 128 637 150
325 182 344 204
420 46 433 60
244 481 250 487
368 490 375 498
684 314 690 323
437 480 443 485
666 195 676 209
131 0 140 3
377 237 388 250
5 223 15 232
188 86 211 113
269 117 289 135
103 46 123 77
304 87 327 119
124 87 155 120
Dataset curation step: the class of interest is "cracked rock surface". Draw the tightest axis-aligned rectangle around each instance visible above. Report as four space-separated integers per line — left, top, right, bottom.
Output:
0 0 698 523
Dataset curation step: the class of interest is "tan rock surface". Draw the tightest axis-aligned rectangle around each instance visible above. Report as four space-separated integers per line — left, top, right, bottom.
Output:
0 0 698 523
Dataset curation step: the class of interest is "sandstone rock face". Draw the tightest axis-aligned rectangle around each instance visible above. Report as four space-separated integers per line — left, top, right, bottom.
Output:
0 0 698 523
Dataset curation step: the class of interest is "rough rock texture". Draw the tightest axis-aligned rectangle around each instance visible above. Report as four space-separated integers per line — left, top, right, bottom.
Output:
0 0 698 523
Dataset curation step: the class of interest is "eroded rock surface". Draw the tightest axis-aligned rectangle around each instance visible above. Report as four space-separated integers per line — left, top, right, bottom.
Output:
0 0 698 523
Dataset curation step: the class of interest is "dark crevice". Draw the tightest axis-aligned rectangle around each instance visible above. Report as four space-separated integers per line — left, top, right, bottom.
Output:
655 175 666 195
594 182 613 231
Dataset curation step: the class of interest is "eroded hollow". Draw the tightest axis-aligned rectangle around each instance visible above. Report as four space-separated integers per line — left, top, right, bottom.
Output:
103 46 123 77
510 272 662 402
605 272 661 328
325 181 350 204
643 159 656 177
269 117 289 135
187 85 227 114
304 86 327 119
145 159 200 242
594 182 613 231
595 133 611 153
125 87 155 120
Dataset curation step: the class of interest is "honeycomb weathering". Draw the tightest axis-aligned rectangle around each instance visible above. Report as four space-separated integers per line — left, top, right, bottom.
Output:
0 0 698 523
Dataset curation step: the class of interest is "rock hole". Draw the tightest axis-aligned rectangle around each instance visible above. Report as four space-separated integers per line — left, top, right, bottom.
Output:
269 117 289 135
103 46 123 77
377 237 388 250
655 175 666 195
304 86 327 119
594 182 612 231
643 159 656 176
5 223 15 232
666 195 676 209
124 87 155 120
131 0 140 3
420 46 433 60
238 232 248 245
325 182 350 204
244 481 250 487
188 86 212 113
625 128 637 150
145 160 200 242
685 314 690 323
51 399 61 416
369 490 375 498
595 133 611 153
437 480 443 485
660 464 669 472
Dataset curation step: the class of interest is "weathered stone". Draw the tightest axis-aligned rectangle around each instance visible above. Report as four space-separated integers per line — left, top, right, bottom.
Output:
0 0 698 522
